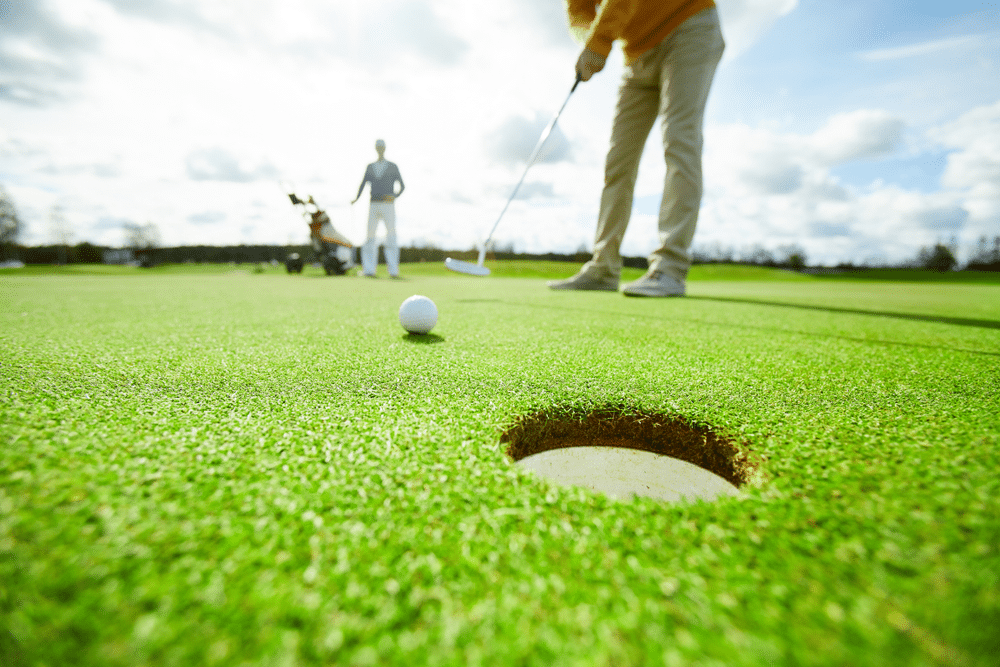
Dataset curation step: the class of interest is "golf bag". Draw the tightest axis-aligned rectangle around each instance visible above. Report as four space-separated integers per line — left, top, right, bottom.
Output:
286 193 357 276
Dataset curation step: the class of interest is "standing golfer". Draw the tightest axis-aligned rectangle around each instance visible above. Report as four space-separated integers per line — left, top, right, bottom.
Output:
548 0 725 296
352 139 405 278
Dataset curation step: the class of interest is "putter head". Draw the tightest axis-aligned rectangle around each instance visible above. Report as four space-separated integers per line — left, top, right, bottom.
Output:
445 257 491 276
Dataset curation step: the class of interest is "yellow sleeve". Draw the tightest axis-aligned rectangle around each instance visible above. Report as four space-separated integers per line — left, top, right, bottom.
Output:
565 0 597 28
565 0 596 42
584 0 639 57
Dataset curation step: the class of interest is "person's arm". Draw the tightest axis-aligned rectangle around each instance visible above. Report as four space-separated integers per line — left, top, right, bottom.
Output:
352 166 371 204
565 0 598 43
394 165 405 198
580 0 637 57
567 0 637 80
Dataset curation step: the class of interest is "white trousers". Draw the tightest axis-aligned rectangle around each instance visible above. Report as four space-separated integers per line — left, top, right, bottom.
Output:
361 201 399 276
585 7 725 282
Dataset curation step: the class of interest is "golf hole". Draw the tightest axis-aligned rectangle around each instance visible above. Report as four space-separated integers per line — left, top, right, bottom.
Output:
502 406 762 503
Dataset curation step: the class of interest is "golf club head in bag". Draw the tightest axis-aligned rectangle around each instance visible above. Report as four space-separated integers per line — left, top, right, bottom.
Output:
445 75 580 277
284 186 358 275
308 210 353 249
308 209 357 275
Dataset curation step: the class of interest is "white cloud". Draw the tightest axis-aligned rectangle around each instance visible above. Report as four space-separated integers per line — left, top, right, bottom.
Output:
705 109 906 197
858 35 979 61
98 0 213 27
10 0 795 253
185 148 278 183
698 179 971 265
714 0 799 60
932 100 1000 187
697 106 984 264
188 210 226 225
928 100 1000 240
810 110 905 164
0 0 995 267
0 0 97 105
484 112 573 167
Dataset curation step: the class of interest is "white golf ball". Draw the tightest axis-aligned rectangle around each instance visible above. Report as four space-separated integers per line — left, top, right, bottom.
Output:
398 295 438 335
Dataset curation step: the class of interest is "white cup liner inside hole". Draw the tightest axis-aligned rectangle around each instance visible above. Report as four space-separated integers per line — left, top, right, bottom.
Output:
517 446 742 503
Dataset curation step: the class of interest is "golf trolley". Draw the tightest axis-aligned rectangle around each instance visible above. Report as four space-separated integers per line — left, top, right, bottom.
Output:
284 192 357 276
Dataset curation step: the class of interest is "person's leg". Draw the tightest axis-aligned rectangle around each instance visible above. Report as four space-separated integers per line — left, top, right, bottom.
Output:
382 203 400 277
548 54 660 291
361 203 380 276
588 66 661 277
647 7 725 283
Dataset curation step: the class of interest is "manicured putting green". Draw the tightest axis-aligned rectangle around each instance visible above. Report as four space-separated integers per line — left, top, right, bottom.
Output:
1 263 998 666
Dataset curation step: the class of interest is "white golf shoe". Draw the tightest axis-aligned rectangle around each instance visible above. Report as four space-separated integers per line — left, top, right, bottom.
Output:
622 270 686 297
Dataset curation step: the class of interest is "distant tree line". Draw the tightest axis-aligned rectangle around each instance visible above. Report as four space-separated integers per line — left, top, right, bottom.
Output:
12 242 106 264
691 236 1000 273
692 242 809 270
2 185 997 272
8 243 317 265
4 241 642 268
966 236 1000 271
5 238 1000 273
1 184 21 262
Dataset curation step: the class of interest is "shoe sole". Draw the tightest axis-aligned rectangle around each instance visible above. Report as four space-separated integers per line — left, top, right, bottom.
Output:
623 290 685 297
548 285 619 291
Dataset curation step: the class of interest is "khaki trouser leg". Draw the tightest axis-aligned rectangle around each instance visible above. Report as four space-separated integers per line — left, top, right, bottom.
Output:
586 77 659 279
650 8 724 280
587 7 724 282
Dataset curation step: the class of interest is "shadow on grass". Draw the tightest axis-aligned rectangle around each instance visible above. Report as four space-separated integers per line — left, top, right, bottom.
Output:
507 300 1000 358
401 333 445 344
0 629 24 666
687 296 1000 331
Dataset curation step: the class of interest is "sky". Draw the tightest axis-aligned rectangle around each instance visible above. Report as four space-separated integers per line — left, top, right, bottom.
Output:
1 0 998 266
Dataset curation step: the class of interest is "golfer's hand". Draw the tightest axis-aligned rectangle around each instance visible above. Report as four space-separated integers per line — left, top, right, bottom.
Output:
576 48 606 82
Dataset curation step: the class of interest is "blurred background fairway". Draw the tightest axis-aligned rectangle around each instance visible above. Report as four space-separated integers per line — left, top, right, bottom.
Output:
2 264 999 666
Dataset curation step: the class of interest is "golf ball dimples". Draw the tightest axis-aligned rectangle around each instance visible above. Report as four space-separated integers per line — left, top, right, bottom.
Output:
399 295 438 334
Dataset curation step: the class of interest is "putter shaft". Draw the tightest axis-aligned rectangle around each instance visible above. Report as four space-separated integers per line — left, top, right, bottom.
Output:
481 76 580 250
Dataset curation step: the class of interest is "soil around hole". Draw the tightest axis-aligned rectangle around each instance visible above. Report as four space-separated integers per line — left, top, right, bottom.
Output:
501 406 761 489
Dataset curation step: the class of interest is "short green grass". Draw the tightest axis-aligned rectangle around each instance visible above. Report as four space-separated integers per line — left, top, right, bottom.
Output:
2 263 998 666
